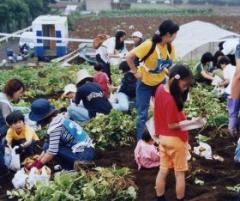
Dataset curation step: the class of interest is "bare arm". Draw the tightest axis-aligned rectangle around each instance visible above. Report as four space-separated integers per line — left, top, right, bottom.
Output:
39 152 54 164
126 51 142 79
168 123 181 130
219 79 229 87
126 51 138 73
201 71 214 81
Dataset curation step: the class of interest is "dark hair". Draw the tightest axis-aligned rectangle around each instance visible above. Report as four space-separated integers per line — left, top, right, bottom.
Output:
218 56 231 66
115 30 126 51
119 61 130 73
201 52 213 65
169 65 192 111
6 111 25 125
213 50 224 68
94 62 103 72
37 110 58 127
3 79 24 98
76 77 93 88
141 128 153 142
141 20 179 62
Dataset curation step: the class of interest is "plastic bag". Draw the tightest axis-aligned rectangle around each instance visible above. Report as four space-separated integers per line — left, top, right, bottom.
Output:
9 146 21 171
12 166 51 189
12 168 28 189
4 147 12 168
193 142 212 160
27 166 51 188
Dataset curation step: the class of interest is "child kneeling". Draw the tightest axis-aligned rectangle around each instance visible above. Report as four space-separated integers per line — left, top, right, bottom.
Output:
134 129 160 170
5 111 39 156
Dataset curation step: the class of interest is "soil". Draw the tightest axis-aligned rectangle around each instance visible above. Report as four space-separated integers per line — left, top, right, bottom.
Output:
69 15 240 50
1 128 240 201
94 128 240 201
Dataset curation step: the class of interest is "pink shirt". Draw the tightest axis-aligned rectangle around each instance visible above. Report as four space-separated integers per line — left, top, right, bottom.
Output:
93 72 110 97
134 140 160 170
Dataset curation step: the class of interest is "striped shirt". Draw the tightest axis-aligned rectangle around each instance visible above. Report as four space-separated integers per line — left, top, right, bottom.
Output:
47 114 76 155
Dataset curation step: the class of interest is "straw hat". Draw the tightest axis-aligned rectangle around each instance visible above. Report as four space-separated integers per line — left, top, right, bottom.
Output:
62 84 77 97
76 69 92 85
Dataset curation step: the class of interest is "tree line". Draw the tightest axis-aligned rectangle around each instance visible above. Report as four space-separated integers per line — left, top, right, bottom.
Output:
0 0 55 33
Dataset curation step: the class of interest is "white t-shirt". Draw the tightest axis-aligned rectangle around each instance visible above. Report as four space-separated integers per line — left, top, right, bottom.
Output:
223 64 236 94
102 37 116 55
97 37 128 64
96 45 109 63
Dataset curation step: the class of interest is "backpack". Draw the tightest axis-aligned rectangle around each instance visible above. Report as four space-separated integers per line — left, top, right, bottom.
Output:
141 42 172 62
93 34 109 49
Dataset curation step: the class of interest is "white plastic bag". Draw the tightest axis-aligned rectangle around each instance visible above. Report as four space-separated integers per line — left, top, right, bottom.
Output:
9 146 21 171
193 142 212 160
12 166 51 189
12 168 28 189
27 166 51 188
4 147 12 168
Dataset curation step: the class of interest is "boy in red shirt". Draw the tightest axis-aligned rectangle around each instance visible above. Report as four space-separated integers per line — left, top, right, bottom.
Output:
93 63 110 98
154 65 193 201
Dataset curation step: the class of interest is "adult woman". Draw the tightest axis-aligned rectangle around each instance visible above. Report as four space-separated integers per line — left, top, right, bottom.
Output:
126 20 179 141
0 79 24 139
96 30 127 83
28 98 94 169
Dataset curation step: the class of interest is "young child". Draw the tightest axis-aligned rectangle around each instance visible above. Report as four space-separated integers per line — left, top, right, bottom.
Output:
154 65 193 201
110 61 137 112
93 62 110 98
134 128 160 170
194 52 214 84
218 56 236 97
5 111 39 155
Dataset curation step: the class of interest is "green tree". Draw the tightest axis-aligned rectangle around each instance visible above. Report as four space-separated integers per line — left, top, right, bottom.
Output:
24 0 43 21
0 3 10 32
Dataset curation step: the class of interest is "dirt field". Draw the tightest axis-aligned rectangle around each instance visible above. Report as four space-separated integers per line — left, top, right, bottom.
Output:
69 15 240 50
95 128 240 201
0 128 240 201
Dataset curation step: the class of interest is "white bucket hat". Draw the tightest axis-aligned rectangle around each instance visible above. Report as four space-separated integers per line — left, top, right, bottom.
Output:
131 31 143 39
76 69 92 85
62 84 77 97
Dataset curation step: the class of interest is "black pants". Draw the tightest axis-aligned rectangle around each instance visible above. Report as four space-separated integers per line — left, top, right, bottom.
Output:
96 55 112 84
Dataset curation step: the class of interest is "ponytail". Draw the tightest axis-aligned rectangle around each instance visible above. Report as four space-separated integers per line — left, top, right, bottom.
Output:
141 33 162 62
141 20 179 62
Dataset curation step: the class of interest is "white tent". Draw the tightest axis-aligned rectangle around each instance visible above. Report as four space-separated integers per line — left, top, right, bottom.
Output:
173 20 239 60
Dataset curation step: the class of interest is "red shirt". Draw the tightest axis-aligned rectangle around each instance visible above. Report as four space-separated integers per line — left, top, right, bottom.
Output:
93 72 110 97
154 85 188 142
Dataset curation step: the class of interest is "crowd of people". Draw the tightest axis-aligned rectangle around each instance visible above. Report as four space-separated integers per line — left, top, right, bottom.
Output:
0 19 240 201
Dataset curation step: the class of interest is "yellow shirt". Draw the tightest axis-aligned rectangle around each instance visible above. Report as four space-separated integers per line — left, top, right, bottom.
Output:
132 39 176 86
6 125 39 145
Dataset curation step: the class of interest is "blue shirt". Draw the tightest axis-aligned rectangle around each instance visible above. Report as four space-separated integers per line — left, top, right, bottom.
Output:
75 82 112 118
